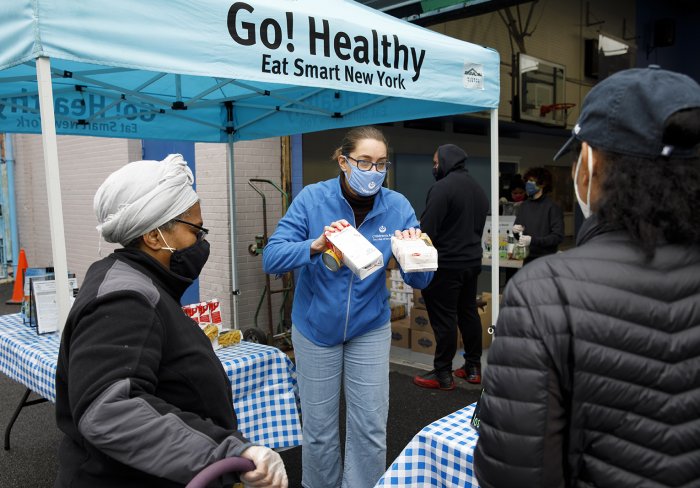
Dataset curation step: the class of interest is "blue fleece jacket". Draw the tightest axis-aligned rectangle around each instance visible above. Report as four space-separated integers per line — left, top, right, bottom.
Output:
263 176 433 346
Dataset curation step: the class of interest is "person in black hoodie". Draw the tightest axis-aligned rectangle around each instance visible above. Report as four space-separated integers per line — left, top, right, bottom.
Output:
413 144 489 389
55 154 287 488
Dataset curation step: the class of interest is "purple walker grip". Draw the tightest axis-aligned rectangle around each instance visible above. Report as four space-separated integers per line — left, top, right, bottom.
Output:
186 457 256 488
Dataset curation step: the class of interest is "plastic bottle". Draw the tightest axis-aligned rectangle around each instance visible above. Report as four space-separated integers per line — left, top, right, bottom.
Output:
513 239 530 260
506 230 515 258
499 231 507 259
483 229 491 257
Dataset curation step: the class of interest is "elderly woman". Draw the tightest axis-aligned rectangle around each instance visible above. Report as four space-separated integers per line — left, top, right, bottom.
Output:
55 155 286 488
475 67 700 487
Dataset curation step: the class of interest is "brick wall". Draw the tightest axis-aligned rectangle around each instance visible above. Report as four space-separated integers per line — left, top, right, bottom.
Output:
195 139 286 333
11 133 284 336
12 134 139 281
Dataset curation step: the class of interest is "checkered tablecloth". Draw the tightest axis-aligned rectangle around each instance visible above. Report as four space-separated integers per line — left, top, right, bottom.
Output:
0 314 302 449
375 403 480 487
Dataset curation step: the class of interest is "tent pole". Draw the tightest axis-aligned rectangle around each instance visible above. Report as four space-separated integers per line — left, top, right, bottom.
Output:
490 108 500 325
36 56 71 334
227 134 240 329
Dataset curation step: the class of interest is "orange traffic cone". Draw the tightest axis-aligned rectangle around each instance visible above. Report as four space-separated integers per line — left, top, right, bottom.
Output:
7 249 28 305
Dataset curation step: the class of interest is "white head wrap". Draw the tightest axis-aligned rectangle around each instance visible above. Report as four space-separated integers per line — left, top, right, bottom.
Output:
94 154 199 246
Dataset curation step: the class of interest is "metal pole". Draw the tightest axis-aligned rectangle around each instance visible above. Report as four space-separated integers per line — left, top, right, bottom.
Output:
36 56 70 334
227 133 240 329
4 134 19 268
490 108 500 324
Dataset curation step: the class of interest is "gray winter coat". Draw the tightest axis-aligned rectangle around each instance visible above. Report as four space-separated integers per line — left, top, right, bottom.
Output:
474 216 700 488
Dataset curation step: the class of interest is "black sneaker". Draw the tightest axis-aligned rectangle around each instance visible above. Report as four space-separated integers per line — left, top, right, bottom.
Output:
413 369 455 390
454 364 481 384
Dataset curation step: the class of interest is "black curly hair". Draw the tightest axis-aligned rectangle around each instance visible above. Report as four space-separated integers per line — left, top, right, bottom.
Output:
522 167 553 193
595 108 700 259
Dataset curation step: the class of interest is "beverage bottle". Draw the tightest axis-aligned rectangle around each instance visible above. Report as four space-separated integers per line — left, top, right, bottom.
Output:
506 230 515 258
499 232 507 259
483 229 491 257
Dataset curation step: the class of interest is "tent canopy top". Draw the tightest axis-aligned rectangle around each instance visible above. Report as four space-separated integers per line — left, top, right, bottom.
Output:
0 0 499 142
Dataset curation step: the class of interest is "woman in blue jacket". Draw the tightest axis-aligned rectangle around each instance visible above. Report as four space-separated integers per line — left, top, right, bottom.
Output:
263 126 433 488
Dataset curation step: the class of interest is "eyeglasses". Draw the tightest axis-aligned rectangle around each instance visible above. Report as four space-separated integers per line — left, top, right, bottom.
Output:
174 219 209 241
344 155 391 173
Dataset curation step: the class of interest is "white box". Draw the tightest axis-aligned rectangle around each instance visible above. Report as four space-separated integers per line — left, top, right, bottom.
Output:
391 235 438 272
326 225 384 280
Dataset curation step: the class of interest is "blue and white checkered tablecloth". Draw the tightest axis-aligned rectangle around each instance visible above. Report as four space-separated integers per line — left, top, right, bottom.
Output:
0 313 302 449
375 403 480 488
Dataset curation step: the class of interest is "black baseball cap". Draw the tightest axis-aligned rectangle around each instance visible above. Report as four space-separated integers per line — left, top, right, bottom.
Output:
553 65 700 161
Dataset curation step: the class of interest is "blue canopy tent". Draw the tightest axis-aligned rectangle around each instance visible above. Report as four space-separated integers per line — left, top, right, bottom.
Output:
0 0 502 330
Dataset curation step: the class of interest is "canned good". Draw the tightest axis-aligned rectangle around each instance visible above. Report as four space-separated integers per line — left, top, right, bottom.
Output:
322 248 343 271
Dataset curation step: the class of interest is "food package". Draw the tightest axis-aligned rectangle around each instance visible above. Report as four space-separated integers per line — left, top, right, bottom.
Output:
200 322 223 350
391 234 438 272
218 329 242 348
325 225 384 280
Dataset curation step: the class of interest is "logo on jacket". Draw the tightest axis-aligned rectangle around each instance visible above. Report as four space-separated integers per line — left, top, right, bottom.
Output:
372 225 390 241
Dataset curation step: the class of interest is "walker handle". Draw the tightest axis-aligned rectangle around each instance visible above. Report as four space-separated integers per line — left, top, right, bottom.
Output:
185 457 256 488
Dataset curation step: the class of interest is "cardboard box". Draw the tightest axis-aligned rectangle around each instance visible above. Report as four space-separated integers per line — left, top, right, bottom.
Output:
390 302 407 321
326 225 383 280
412 289 427 310
410 307 431 331
477 292 500 349
391 318 411 348
479 309 493 349
411 329 436 355
391 235 438 272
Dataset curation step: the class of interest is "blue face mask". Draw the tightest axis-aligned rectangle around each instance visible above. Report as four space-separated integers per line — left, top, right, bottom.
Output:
345 165 385 196
525 180 540 198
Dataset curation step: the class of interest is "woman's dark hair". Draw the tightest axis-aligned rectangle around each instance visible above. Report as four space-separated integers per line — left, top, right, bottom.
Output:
509 174 525 191
522 167 553 193
331 126 388 161
596 108 700 259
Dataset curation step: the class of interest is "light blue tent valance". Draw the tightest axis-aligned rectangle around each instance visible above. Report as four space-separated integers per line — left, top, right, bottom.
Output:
0 0 499 142
0 0 503 329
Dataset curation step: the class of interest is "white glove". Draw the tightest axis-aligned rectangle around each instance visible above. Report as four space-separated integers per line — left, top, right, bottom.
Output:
518 235 532 247
240 446 288 488
512 224 524 234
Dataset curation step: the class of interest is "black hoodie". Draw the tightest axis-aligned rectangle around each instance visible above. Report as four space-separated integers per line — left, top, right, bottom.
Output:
420 144 489 269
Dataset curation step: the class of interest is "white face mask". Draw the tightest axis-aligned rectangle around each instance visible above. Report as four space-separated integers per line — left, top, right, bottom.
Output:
574 146 595 219
157 228 176 253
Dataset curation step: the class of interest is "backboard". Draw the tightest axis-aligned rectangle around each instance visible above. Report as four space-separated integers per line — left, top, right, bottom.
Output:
515 53 569 127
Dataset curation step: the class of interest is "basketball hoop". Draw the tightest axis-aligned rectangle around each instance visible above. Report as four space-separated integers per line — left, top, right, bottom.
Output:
540 103 576 117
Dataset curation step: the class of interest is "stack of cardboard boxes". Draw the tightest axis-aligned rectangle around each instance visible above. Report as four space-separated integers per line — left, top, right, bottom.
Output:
388 261 496 353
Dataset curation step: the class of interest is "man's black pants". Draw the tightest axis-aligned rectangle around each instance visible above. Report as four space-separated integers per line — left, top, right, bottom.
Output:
421 266 482 372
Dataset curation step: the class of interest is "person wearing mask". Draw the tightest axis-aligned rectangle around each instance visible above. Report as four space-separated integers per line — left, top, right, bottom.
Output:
413 144 489 389
474 66 700 487
55 154 287 488
263 126 433 488
509 175 526 203
500 174 526 217
512 166 564 263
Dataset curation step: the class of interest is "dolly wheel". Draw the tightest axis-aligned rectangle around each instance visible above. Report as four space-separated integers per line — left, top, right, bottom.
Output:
243 328 269 345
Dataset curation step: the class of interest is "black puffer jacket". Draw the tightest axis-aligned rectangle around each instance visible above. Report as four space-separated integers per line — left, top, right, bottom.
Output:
474 216 700 488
